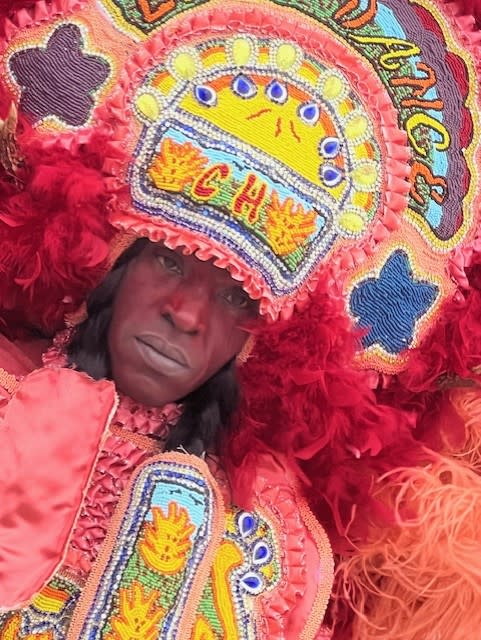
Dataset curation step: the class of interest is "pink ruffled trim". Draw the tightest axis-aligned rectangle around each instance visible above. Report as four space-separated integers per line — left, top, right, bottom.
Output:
251 455 322 639
443 1 481 62
63 394 180 578
114 394 180 435
258 488 307 638
65 435 155 575
94 1 410 321
0 0 87 48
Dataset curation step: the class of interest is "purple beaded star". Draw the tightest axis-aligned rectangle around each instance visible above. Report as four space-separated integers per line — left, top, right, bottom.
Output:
9 23 111 127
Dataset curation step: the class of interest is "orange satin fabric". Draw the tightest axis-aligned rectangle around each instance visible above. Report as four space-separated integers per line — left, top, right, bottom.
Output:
0 367 116 609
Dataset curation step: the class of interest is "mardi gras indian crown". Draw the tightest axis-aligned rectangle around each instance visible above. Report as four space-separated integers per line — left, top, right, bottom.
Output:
1 0 480 375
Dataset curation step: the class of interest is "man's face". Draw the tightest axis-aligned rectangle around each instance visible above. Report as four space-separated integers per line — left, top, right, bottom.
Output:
108 242 259 406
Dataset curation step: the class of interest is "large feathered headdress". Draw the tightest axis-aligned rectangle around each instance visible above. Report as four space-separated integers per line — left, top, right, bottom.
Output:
2 1 481 637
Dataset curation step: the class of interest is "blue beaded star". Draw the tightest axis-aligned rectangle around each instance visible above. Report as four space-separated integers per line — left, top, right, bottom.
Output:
9 23 110 127
349 250 438 354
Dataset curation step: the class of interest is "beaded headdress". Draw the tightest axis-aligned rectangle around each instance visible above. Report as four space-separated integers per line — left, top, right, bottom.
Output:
1 0 481 374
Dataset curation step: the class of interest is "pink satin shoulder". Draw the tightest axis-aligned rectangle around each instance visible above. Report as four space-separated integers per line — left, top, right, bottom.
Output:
0 367 117 609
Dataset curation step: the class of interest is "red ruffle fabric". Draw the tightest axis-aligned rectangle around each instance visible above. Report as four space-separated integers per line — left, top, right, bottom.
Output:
0 1 43 21
459 0 481 27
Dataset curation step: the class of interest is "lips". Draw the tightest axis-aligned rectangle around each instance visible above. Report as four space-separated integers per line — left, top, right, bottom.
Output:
135 335 190 368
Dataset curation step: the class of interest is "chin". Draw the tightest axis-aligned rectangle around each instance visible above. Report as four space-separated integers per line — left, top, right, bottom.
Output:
128 390 165 406
113 371 169 407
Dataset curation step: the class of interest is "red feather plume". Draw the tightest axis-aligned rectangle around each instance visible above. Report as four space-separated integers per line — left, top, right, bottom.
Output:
227 275 427 551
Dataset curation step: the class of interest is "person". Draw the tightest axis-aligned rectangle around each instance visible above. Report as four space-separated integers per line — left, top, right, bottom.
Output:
0 235 334 639
1 1 481 639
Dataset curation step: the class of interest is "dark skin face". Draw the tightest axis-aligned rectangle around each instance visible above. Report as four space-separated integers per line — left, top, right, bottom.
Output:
108 242 259 406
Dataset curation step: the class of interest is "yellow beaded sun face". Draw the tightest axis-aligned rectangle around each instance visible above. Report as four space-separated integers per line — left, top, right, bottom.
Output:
130 35 381 314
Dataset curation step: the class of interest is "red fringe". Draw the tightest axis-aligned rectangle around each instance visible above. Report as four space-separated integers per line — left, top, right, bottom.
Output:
0 0 45 29
0 0 39 15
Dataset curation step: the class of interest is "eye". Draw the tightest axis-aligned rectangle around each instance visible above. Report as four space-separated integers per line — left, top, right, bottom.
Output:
155 252 183 275
221 287 252 309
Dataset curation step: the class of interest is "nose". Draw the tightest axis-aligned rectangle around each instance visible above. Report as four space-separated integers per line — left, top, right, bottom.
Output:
162 285 208 334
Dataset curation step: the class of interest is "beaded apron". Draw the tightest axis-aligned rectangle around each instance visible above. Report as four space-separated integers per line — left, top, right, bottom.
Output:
0 452 333 640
